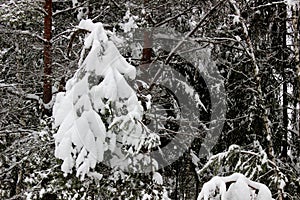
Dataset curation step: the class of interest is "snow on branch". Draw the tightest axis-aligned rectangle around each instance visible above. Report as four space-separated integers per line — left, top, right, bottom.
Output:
165 0 227 64
0 29 47 43
195 143 288 200
52 19 158 179
197 173 273 200
53 2 86 17
251 1 286 10
286 0 300 8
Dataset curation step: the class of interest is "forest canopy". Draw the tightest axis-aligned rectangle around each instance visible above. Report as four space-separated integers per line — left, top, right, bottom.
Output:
0 0 299 199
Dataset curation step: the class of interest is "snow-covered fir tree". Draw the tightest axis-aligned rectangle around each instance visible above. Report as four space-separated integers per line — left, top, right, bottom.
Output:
53 19 159 179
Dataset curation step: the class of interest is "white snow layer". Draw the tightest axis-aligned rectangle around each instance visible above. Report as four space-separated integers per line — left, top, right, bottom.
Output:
153 172 163 185
286 0 300 7
120 9 138 33
197 173 273 200
53 20 144 178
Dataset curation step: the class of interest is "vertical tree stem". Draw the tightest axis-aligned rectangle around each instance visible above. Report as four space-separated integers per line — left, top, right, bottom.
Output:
292 4 300 156
43 0 53 116
281 3 288 159
139 0 153 83
229 1 284 199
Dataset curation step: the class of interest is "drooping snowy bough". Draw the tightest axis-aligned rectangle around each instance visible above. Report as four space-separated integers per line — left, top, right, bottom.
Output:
53 19 159 179
197 173 273 200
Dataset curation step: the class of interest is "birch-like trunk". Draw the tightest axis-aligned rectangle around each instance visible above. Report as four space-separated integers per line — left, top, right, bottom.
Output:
228 1 284 199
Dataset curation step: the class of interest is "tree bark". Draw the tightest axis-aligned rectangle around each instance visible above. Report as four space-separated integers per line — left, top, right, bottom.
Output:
291 4 300 157
43 0 53 116
139 0 153 83
282 65 288 158
281 4 288 159
141 32 152 65
228 1 284 199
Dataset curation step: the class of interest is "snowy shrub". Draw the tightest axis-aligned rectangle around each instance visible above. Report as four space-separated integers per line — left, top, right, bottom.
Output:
197 173 273 200
53 19 159 179
195 143 299 200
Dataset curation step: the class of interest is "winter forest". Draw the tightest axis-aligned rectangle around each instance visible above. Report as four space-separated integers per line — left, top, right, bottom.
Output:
0 0 299 199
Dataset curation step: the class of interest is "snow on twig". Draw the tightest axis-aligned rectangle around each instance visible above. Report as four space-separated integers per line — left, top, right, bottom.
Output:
0 29 47 43
165 0 228 64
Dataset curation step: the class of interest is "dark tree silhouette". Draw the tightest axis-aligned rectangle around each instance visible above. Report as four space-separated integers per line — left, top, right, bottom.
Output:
43 0 53 116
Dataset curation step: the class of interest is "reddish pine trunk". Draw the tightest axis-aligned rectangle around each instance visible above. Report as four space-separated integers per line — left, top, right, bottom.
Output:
139 0 152 82
43 0 52 116
141 31 152 65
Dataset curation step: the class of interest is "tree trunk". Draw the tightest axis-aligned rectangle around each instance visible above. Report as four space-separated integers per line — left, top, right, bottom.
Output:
139 0 153 83
43 0 53 116
281 5 288 159
228 1 284 199
291 4 300 157
282 67 288 158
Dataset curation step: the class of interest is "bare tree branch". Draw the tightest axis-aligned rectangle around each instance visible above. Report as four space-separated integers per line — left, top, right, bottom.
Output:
0 29 47 43
165 0 228 64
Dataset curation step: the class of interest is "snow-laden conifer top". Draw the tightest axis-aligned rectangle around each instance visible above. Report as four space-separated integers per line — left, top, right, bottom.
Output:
52 19 155 179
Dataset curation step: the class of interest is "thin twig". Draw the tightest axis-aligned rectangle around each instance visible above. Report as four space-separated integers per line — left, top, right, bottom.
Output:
165 0 228 64
0 29 46 43
251 1 286 10
154 1 200 28
53 2 87 17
